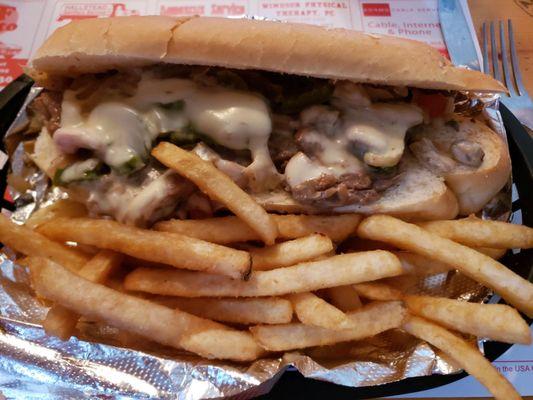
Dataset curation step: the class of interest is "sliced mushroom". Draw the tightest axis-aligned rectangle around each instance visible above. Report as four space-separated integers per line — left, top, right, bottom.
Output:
451 139 484 167
409 137 457 174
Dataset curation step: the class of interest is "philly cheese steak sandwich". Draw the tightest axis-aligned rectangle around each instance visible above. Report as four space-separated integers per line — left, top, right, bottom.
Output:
24 16 510 227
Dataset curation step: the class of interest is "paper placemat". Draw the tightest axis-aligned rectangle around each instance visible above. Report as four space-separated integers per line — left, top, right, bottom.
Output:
0 0 531 397
1 0 461 87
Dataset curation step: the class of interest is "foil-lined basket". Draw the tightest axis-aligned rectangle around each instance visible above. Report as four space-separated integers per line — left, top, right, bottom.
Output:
0 82 522 399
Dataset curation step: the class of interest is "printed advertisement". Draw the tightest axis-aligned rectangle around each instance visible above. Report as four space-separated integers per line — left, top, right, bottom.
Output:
46 0 146 34
0 1 45 86
256 1 354 28
158 0 249 17
356 0 447 55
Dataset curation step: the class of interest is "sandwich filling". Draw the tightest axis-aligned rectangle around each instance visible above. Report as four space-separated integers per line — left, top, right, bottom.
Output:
25 66 485 226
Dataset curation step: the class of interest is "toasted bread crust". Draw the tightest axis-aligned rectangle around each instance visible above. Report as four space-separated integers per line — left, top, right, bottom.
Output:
412 117 512 215
31 16 504 92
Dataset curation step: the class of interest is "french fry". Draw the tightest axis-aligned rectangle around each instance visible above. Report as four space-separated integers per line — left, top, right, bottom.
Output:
152 296 293 325
30 257 263 361
404 295 531 345
251 234 334 271
76 250 123 283
0 214 89 271
179 329 263 361
326 285 362 311
152 142 278 245
250 301 406 351
472 247 507 259
358 215 533 317
38 217 251 279
155 214 361 244
289 292 351 330
395 249 504 276
402 315 521 400
43 250 123 340
25 199 87 229
42 306 78 340
273 214 361 242
419 217 533 249
353 282 403 301
124 251 403 297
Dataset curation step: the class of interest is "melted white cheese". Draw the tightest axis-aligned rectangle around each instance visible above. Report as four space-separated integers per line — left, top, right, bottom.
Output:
56 92 156 170
285 129 364 189
128 77 272 151
286 96 423 192
285 152 347 187
342 103 423 167
192 142 248 188
185 87 272 151
55 76 274 182
302 129 363 171
286 152 329 187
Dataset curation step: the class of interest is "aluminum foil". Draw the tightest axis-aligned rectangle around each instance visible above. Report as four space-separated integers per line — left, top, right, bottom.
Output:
0 86 512 399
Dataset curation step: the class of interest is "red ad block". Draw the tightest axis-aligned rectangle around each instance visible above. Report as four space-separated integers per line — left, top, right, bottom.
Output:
362 3 391 17
0 58 26 86
0 4 18 33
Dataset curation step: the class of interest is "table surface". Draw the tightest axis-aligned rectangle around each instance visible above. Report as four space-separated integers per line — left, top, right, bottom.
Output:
468 0 533 95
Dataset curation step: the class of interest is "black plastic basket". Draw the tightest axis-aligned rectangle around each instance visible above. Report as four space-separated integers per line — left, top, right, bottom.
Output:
0 75 531 399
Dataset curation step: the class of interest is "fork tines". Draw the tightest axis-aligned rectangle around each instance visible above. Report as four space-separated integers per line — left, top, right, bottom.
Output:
482 20 527 97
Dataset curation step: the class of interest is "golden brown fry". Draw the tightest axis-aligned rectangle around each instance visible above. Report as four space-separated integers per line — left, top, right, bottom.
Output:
289 292 351 330
250 301 406 351
152 142 278 245
155 214 361 244
152 296 293 325
402 315 521 400
30 257 263 361
358 215 533 317
475 247 508 259
42 306 78 340
251 234 334 271
43 250 123 340
419 217 533 249
25 199 87 229
0 214 89 271
326 285 362 311
404 295 531 345
38 217 251 279
273 214 360 243
352 282 403 301
395 249 504 276
125 251 403 297
77 250 123 283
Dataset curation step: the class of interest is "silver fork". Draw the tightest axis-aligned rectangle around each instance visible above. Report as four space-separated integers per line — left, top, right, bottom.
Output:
482 20 533 131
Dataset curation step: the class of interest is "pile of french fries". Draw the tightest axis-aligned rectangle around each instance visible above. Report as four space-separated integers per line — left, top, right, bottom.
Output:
1 141 533 399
